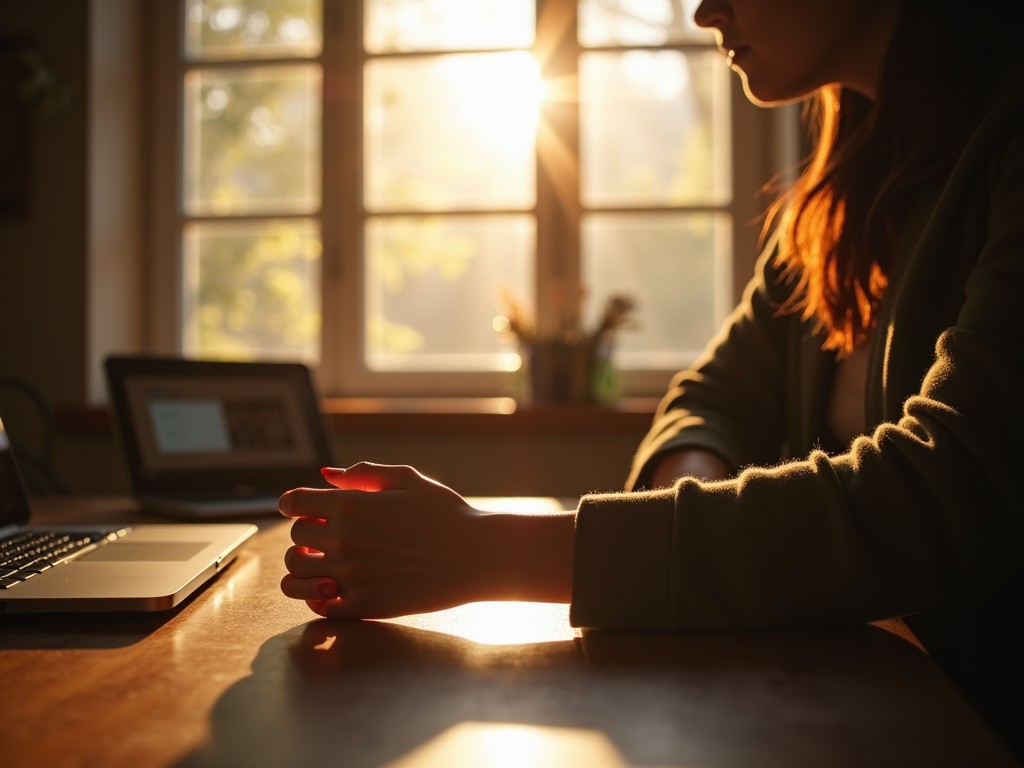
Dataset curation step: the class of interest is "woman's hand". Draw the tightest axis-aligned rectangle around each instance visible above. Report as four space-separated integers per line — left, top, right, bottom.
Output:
649 448 731 488
279 462 491 619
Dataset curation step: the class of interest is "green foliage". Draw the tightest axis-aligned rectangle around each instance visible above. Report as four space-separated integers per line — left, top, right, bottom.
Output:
194 222 321 360
366 217 479 355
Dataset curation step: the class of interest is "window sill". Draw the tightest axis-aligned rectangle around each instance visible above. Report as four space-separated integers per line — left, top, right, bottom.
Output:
56 397 660 436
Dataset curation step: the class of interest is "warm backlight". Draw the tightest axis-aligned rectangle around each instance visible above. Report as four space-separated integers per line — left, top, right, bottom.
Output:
385 722 627 768
385 600 576 646
451 51 547 153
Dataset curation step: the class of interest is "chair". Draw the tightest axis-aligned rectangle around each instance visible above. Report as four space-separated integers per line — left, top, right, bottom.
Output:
0 375 67 495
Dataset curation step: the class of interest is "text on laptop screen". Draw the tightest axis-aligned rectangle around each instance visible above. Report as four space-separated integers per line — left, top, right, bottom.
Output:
125 376 320 471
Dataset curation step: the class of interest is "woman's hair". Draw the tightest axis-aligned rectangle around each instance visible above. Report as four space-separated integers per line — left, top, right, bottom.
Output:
769 1 1024 356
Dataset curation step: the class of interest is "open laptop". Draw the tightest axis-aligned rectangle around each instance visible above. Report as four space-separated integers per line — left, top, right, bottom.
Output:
105 355 335 519
0 412 256 613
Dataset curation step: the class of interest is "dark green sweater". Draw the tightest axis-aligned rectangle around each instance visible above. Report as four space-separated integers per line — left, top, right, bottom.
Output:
570 72 1024 750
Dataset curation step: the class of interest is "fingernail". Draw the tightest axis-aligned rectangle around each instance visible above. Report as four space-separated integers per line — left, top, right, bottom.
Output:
321 466 343 479
316 579 339 599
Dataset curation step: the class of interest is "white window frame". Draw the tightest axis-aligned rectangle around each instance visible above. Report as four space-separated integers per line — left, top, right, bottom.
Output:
147 0 798 398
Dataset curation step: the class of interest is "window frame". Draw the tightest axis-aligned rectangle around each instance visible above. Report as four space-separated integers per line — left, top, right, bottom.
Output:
148 0 797 399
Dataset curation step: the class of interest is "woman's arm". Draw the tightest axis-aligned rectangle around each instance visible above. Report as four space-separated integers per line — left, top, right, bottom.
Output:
648 448 732 487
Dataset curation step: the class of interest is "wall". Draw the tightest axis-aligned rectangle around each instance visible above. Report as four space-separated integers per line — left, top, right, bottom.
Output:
53 410 652 499
0 1 90 407
0 0 150 497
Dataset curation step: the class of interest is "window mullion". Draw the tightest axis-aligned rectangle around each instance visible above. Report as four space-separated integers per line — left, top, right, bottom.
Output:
150 0 186 354
321 0 364 395
534 0 581 340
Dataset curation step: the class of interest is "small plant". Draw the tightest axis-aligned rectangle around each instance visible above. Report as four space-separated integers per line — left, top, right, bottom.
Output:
494 286 638 404
494 285 638 348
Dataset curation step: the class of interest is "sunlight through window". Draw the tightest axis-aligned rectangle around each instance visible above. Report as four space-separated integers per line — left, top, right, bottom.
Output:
450 52 546 154
385 601 576 646
169 0 758 397
386 722 627 768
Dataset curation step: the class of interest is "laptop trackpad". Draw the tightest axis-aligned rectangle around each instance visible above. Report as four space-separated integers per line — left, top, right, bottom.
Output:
84 542 209 561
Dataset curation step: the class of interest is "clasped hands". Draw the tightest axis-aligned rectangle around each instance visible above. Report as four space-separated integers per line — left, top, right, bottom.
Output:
279 463 490 619
279 462 577 618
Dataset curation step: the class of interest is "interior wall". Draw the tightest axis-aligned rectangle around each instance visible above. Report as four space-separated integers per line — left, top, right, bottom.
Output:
55 420 648 500
87 0 145 403
0 0 90 408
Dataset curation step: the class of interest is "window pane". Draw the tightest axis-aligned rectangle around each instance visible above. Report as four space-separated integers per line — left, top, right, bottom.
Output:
580 50 730 208
365 53 539 212
578 0 713 47
183 219 321 362
184 65 321 216
582 213 731 369
184 0 322 60
365 215 534 371
364 0 535 53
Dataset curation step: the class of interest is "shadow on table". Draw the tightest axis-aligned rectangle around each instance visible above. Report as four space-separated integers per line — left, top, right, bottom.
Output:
0 601 188 650
177 618 594 768
175 614 1015 768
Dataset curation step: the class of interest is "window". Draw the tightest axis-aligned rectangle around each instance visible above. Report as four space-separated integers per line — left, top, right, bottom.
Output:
151 0 787 398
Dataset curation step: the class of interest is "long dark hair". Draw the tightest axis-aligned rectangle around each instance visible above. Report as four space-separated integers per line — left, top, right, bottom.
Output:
769 1 1024 356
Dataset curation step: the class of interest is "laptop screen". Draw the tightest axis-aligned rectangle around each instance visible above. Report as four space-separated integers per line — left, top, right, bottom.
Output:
105 357 335 498
0 415 31 527
125 375 319 472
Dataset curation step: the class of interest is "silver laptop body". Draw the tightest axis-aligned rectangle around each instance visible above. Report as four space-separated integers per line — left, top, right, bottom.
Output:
0 413 256 613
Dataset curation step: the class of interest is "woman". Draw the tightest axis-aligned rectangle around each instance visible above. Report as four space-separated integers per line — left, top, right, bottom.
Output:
279 0 1024 752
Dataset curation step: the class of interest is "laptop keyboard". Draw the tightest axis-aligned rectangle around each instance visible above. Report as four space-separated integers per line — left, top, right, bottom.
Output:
0 529 123 589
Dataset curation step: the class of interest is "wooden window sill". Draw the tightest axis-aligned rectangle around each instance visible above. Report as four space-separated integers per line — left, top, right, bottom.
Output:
56 397 660 436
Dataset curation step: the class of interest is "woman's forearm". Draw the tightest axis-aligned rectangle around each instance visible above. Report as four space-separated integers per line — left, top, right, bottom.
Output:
649 447 731 488
476 508 577 604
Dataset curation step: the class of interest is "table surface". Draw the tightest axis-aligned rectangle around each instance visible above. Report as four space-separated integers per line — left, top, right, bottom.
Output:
1 496 1018 768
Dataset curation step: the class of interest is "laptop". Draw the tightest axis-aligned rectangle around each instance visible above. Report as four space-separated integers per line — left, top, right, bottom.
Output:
104 355 335 519
0 412 256 613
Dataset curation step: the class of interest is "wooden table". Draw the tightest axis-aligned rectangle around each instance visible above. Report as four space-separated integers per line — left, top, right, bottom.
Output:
1 497 1018 768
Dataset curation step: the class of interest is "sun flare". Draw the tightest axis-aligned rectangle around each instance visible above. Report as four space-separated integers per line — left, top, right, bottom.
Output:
448 51 548 153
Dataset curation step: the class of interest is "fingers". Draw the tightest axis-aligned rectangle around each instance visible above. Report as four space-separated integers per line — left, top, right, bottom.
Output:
280 463 458 523
302 586 400 620
278 486 336 520
278 462 469 620
283 544 325 575
281 571 341 601
305 597 362 619
278 472 410 521
281 575 370 620
321 462 429 492
289 516 330 548
281 571 339 597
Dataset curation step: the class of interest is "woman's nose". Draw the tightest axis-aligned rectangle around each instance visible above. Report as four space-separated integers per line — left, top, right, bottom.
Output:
693 0 730 30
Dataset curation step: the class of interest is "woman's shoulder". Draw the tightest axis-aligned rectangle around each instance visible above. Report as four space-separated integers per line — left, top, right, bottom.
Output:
972 61 1024 148
943 63 1024 190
